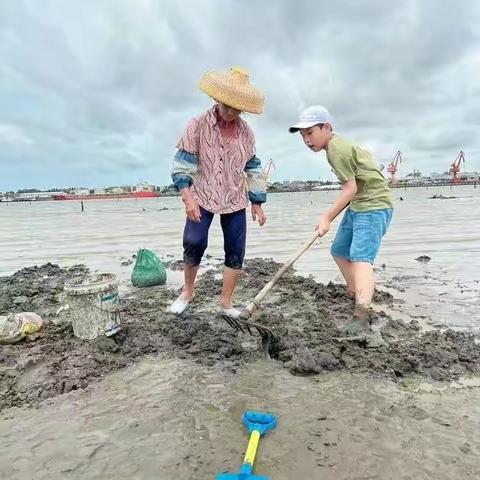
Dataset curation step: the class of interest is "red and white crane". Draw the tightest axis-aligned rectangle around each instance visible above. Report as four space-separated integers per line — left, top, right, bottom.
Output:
450 150 465 184
387 150 402 185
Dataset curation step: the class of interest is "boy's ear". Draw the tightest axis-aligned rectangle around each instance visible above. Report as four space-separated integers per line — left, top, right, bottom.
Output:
324 123 333 132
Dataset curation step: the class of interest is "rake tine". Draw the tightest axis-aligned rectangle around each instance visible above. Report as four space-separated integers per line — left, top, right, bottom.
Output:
222 314 240 331
220 314 235 329
260 329 273 359
233 317 248 334
222 314 275 345
250 321 274 339
222 314 245 333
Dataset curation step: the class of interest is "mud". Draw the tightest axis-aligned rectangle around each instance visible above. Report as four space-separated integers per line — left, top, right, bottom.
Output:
0 263 88 316
416 255 432 263
430 194 456 199
162 259 185 271
1 259 479 412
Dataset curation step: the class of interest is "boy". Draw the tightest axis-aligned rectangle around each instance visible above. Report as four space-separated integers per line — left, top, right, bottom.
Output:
289 105 393 333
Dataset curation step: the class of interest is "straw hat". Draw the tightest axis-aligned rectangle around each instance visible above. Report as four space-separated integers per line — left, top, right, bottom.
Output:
198 67 265 114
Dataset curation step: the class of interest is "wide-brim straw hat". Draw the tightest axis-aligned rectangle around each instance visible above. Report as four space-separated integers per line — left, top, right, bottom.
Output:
198 67 265 114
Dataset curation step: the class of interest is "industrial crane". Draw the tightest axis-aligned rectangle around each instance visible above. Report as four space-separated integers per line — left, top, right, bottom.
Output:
387 150 402 185
450 150 465 184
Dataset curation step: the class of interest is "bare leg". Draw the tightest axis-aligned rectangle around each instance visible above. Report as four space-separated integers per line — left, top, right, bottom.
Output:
220 266 240 308
351 262 374 307
336 261 375 333
181 264 199 300
333 256 355 298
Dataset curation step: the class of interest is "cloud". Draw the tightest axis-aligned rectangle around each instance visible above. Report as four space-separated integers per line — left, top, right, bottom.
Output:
0 124 33 145
0 0 479 190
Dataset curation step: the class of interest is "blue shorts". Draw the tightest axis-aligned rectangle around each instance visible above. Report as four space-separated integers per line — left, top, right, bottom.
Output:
331 208 393 264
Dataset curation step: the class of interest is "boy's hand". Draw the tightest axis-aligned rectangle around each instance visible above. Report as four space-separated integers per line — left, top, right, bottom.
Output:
316 214 330 237
251 204 267 226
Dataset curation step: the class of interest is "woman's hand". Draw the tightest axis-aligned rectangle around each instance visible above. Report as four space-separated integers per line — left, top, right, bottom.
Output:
181 189 201 222
251 204 266 226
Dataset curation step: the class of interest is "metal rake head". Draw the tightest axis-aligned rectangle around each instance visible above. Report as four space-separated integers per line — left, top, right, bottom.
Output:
222 315 274 358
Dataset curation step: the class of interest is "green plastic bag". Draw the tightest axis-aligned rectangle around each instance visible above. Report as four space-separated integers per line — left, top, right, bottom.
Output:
131 248 167 287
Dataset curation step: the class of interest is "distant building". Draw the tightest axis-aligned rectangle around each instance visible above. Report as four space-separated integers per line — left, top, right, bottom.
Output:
72 188 90 196
133 183 155 192
14 191 67 201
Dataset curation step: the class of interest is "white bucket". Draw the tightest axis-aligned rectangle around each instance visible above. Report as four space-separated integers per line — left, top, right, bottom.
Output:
64 273 121 340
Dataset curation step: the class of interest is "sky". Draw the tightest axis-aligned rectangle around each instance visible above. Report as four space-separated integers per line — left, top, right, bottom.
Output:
0 0 479 191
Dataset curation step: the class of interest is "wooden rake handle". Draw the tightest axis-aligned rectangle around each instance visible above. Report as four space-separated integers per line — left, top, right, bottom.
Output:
239 204 348 321
239 230 322 320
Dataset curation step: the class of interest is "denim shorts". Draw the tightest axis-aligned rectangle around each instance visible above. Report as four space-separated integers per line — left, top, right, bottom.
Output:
330 208 393 264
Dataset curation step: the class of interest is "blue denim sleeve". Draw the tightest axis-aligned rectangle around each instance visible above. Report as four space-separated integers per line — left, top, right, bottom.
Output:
244 155 267 204
171 149 198 191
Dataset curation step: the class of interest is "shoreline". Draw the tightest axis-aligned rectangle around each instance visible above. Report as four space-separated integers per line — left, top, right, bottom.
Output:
1 181 478 203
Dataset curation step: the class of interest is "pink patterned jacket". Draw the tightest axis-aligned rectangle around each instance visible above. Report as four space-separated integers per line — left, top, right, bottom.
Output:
171 106 266 214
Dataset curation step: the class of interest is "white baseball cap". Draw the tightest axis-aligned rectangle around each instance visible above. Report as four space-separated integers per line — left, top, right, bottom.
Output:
289 105 333 133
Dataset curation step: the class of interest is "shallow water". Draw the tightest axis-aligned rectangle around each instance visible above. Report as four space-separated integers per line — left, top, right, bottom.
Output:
1 188 480 479
1 186 479 330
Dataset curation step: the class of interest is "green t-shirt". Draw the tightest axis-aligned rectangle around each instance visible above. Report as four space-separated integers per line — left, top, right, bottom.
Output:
326 135 394 212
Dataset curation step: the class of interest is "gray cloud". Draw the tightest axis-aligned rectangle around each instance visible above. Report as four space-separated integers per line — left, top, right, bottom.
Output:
0 0 479 190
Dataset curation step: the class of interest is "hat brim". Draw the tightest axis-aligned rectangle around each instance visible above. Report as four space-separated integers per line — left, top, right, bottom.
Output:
198 71 264 114
288 121 321 133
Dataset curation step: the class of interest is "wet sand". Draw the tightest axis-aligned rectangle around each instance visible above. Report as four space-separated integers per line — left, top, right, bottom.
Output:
1 359 479 479
1 260 480 479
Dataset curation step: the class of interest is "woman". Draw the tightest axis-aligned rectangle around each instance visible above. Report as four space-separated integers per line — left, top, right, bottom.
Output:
168 67 267 319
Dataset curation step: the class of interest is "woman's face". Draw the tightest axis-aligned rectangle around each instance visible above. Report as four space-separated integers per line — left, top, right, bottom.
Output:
218 103 242 122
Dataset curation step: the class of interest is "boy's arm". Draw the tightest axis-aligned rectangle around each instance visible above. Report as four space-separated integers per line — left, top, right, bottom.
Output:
316 180 357 235
317 147 357 236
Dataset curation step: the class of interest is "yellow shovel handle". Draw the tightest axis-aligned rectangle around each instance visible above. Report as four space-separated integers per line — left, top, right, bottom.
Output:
244 430 261 466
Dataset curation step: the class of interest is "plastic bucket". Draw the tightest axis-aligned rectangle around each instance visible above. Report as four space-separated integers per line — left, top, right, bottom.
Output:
64 273 121 340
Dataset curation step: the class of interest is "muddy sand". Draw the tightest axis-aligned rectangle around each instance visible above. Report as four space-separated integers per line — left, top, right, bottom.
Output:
1 259 479 413
1 260 480 479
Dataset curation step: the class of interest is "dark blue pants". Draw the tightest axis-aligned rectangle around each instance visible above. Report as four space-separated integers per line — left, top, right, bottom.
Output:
183 206 246 269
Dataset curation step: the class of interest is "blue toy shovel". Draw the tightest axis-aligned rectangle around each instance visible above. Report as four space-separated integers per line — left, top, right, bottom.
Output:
216 411 277 480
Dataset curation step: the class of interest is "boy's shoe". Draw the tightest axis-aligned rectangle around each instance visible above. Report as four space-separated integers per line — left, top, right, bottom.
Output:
167 293 195 315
